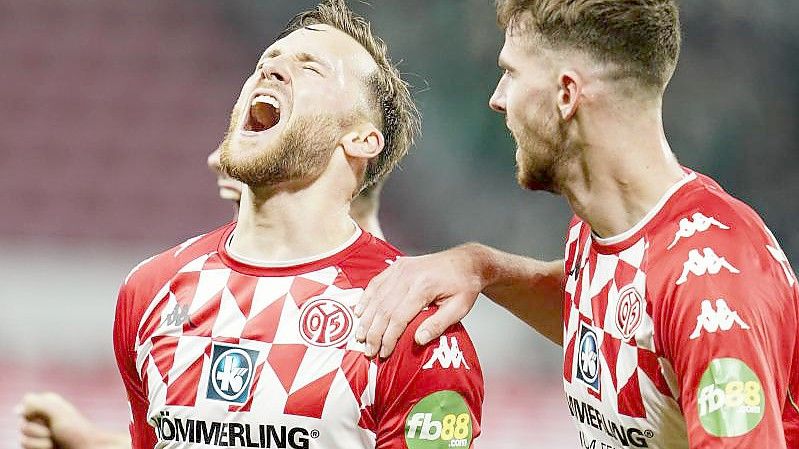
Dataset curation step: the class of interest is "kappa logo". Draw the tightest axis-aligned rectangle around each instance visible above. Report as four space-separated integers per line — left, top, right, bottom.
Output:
568 258 584 280
668 213 730 250
423 336 470 370
676 248 740 285
164 303 191 327
689 298 750 340
765 227 797 287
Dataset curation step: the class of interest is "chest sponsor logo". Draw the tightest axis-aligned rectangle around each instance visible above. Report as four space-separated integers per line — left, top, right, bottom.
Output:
206 343 259 404
676 248 740 285
668 213 730 250
689 298 750 340
153 411 318 449
423 336 470 370
697 358 764 437
576 323 601 392
615 286 643 341
405 390 473 448
298 298 354 347
567 396 654 448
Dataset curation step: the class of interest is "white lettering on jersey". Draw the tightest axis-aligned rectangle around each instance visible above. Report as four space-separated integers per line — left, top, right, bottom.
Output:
423 336 470 370
764 227 797 287
667 213 730 250
676 248 740 285
689 298 750 340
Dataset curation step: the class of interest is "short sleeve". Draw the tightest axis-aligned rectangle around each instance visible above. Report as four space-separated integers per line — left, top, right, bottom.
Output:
657 223 799 448
372 309 484 449
114 282 158 449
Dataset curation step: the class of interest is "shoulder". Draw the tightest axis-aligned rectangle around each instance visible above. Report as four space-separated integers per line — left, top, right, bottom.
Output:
121 222 233 297
337 232 404 289
657 173 771 251
383 308 481 375
648 174 779 284
647 175 797 347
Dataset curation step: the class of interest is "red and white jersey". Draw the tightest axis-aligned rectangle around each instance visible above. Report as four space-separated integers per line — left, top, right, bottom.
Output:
562 171 799 449
114 223 483 449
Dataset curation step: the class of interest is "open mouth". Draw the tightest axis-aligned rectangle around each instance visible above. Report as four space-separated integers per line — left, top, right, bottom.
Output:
244 94 281 132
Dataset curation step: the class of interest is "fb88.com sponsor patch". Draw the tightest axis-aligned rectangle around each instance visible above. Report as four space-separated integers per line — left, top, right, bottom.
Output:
405 391 473 449
697 358 764 437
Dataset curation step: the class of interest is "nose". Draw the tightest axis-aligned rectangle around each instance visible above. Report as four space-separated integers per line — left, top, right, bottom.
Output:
261 60 290 84
489 76 507 113
489 87 506 113
207 146 222 172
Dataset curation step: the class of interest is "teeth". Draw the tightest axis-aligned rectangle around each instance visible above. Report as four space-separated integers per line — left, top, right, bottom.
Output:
251 95 280 110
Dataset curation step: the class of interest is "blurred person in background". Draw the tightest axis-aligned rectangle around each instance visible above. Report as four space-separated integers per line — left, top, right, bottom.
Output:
16 143 388 449
355 0 799 448
113 1 482 449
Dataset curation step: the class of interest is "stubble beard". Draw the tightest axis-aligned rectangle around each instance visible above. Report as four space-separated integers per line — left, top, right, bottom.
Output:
220 113 345 189
514 112 572 194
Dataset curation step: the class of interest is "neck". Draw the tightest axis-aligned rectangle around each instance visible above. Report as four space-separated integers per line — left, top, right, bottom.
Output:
560 102 685 238
229 179 356 263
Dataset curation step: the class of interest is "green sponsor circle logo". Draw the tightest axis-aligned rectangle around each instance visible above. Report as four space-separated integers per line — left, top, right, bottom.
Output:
405 391 473 449
697 358 764 437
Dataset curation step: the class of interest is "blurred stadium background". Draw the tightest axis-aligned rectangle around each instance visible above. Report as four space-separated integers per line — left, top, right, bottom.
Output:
1 1 797 448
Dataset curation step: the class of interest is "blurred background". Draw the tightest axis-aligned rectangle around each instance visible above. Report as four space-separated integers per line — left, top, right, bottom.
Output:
1 0 797 448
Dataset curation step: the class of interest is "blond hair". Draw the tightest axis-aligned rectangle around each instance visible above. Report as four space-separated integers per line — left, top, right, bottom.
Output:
280 0 420 190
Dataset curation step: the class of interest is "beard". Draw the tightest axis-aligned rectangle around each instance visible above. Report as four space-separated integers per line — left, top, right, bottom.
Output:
513 109 573 194
220 112 347 189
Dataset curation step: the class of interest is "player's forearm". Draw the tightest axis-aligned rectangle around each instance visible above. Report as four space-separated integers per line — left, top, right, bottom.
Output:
465 243 565 345
93 431 131 449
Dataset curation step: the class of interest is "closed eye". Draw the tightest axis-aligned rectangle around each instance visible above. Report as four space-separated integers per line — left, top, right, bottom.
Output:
303 65 322 75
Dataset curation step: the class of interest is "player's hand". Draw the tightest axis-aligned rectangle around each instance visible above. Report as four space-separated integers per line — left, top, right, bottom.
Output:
16 393 95 449
354 244 486 358
18 416 53 449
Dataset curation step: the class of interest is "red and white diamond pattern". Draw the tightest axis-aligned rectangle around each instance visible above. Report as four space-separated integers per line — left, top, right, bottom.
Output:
134 251 378 447
562 222 684 448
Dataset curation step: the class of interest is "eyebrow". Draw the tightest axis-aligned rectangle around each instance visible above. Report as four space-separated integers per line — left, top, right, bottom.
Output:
295 52 333 70
258 49 333 71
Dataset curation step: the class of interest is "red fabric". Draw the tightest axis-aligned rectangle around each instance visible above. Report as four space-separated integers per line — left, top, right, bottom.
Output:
373 309 484 449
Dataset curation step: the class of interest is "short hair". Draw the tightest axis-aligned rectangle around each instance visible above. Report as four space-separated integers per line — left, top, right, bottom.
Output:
279 0 420 191
496 0 681 90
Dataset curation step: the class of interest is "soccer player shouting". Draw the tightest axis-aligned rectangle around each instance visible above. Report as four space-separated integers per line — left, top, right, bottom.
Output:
112 2 483 449
355 1 799 448
16 146 389 449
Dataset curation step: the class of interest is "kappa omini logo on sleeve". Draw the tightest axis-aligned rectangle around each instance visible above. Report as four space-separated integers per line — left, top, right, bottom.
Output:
689 298 750 340
668 213 730 250
764 226 797 287
423 336 470 370
676 248 740 285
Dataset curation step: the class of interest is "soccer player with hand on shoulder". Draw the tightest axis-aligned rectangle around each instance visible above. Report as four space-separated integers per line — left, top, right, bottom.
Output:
115 1 482 449
17 2 482 448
